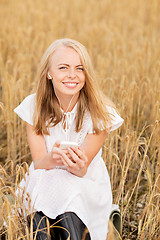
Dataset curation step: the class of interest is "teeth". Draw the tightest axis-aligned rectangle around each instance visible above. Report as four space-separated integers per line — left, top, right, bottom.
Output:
63 83 77 86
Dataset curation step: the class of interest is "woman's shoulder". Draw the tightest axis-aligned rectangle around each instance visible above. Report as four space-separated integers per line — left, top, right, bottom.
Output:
85 105 124 134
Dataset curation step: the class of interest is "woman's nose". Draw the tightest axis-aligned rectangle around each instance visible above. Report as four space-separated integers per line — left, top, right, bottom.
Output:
68 68 76 78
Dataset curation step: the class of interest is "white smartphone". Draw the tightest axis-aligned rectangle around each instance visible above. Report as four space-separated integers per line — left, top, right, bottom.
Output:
60 141 78 150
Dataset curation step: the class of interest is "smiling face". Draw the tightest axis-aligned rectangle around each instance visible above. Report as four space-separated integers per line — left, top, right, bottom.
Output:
48 46 86 103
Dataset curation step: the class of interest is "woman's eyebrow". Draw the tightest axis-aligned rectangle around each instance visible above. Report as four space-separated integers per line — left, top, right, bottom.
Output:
76 65 83 67
57 63 83 67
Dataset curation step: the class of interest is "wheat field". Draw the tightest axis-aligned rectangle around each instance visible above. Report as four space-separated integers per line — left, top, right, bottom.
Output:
0 0 160 239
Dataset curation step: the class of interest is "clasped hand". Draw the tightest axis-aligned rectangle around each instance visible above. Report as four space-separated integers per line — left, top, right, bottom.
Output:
51 141 88 177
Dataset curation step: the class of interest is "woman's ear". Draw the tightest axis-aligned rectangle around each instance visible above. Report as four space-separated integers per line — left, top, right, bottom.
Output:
47 73 53 80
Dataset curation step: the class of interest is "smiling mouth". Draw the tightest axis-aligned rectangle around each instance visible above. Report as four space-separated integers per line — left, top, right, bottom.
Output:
62 82 78 87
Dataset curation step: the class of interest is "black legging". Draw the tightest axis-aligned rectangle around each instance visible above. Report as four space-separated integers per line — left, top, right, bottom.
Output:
27 211 91 240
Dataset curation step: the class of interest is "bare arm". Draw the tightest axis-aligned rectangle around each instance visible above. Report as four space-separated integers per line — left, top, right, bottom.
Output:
81 130 108 166
26 122 108 175
26 123 64 170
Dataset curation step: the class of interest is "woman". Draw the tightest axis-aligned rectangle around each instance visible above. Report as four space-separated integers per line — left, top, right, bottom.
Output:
14 38 124 239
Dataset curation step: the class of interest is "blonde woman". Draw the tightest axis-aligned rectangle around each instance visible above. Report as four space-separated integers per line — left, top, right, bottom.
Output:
14 38 124 240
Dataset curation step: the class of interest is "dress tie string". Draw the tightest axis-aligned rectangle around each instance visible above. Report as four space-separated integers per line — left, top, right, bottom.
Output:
62 111 75 141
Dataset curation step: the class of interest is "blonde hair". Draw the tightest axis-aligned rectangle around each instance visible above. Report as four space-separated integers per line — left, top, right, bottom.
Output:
33 38 113 135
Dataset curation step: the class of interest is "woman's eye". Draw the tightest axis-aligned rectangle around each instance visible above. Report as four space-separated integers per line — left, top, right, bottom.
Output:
77 68 84 71
59 66 67 70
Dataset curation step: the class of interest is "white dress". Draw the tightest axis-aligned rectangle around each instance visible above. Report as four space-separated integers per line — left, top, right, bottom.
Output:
14 93 124 240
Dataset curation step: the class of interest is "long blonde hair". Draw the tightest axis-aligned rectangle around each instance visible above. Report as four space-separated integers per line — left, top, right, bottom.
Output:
33 38 113 135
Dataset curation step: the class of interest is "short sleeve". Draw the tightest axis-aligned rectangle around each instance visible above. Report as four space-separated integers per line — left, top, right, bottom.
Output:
106 106 124 132
14 93 36 125
87 106 124 134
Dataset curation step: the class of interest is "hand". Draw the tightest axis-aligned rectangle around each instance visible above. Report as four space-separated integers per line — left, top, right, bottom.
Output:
51 141 73 166
51 141 68 167
60 146 89 177
34 141 68 170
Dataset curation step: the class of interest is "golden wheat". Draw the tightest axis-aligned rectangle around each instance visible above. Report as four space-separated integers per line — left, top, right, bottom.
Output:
0 0 160 239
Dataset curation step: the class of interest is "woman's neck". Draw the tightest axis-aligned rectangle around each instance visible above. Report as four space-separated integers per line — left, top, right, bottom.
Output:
56 93 79 112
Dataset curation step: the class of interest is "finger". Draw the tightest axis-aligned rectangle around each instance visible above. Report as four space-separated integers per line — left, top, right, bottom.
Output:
53 148 78 168
52 153 61 160
66 152 73 160
52 148 71 167
61 152 80 170
53 148 71 158
52 147 65 160
61 150 73 161
62 149 69 154
52 146 63 155
55 159 65 166
67 148 87 170
67 148 80 163
70 147 88 163
53 140 61 148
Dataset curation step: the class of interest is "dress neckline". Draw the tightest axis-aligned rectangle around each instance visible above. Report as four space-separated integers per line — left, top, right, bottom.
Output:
60 102 78 140
60 102 78 115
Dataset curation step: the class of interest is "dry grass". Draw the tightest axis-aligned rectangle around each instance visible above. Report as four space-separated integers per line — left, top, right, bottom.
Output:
0 0 160 239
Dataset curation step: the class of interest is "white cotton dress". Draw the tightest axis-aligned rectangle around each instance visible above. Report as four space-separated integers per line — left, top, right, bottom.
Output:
14 93 124 240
